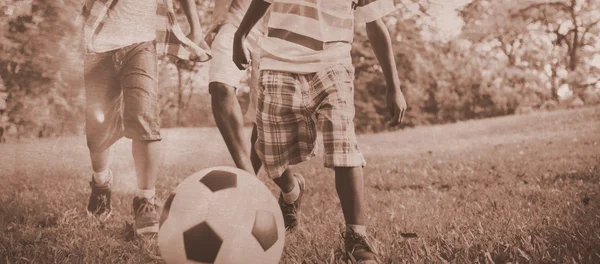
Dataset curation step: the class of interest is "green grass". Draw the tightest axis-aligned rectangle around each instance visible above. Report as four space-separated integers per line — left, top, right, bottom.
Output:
1 106 599 264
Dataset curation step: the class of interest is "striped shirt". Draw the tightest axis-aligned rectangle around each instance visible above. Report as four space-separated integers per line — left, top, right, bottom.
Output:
259 0 396 73
79 0 211 62
209 0 268 34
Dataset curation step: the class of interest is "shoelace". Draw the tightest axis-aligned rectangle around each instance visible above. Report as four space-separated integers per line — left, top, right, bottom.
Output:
136 199 158 217
281 200 297 217
92 194 109 214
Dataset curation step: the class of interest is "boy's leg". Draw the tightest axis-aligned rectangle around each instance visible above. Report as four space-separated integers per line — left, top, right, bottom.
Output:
335 167 366 226
336 167 380 263
132 140 160 191
84 51 123 220
209 23 255 174
249 82 299 217
250 124 262 174
210 82 253 172
256 70 315 230
119 41 162 235
247 43 263 175
313 64 378 262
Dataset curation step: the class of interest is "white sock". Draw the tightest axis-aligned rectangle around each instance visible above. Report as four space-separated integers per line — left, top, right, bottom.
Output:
93 169 112 186
137 188 156 200
282 177 299 204
347 224 367 237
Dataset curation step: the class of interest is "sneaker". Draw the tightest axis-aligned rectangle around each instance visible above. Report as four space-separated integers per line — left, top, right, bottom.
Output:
342 227 382 264
278 173 306 231
133 197 160 235
87 174 113 221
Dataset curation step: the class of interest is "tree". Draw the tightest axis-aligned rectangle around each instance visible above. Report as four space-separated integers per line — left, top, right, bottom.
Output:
514 0 600 99
460 0 600 102
0 0 83 139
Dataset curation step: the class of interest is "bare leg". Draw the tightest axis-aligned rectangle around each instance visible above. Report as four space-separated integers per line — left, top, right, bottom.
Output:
272 169 296 193
250 123 262 174
90 148 111 173
210 82 255 174
335 167 366 225
132 140 161 190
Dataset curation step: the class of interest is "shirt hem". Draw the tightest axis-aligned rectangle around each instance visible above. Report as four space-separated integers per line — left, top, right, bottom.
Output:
260 59 353 74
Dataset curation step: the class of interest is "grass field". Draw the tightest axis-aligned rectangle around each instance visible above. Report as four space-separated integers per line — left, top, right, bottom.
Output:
1 106 599 264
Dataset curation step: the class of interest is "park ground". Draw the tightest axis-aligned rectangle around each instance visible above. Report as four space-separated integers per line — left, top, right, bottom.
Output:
0 106 599 263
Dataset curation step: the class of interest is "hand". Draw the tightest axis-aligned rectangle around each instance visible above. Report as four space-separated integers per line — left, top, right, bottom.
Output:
186 31 210 61
232 32 250 70
387 85 407 126
187 31 205 46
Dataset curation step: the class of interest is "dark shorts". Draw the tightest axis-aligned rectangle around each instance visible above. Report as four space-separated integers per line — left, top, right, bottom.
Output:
84 41 160 152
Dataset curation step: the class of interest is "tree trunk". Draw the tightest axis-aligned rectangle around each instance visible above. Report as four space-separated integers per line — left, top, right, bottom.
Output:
177 68 183 127
550 66 559 102
569 0 578 71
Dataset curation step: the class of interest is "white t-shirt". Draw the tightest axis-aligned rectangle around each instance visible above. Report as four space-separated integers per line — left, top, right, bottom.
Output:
259 0 396 74
91 0 158 53
211 0 267 34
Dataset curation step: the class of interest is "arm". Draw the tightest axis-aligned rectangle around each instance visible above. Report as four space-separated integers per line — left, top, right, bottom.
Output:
235 0 271 39
232 0 271 69
365 18 407 124
178 0 203 37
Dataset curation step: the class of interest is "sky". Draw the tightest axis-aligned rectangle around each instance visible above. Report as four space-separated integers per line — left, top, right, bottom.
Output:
593 54 600 68
428 0 473 39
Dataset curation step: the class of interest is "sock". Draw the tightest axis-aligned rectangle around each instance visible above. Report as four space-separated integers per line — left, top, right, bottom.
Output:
347 224 367 237
137 188 156 200
93 169 112 186
282 177 299 204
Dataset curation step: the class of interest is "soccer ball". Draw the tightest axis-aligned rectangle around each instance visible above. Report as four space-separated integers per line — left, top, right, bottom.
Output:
158 166 285 264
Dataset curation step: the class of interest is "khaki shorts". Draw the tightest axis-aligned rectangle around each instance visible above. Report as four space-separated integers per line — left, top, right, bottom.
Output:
84 41 160 152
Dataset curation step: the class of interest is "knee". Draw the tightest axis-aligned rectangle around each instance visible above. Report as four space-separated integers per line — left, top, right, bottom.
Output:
209 82 237 103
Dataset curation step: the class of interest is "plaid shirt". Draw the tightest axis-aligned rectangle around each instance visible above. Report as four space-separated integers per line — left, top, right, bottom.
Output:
79 0 211 62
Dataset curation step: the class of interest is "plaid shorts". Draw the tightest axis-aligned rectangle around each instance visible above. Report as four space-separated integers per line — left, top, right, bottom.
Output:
256 64 366 178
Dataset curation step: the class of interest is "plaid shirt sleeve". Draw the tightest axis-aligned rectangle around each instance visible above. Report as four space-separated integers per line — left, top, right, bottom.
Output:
80 0 212 63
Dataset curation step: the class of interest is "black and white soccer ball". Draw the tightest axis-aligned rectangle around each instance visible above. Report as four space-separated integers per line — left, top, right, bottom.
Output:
158 166 285 264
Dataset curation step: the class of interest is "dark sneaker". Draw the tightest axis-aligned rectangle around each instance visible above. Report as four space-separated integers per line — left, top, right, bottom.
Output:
278 174 306 231
342 227 382 264
133 197 160 235
87 174 113 221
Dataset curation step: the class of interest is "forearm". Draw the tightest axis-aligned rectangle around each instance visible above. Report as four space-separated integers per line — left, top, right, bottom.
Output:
366 19 400 89
235 0 271 38
178 0 202 34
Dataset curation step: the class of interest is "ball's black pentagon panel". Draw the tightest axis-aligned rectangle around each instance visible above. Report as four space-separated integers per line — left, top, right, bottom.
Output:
251 210 279 251
159 193 176 228
183 222 223 263
199 170 238 192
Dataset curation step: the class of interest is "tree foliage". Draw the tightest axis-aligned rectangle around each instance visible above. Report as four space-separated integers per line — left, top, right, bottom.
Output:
0 0 84 139
0 0 598 140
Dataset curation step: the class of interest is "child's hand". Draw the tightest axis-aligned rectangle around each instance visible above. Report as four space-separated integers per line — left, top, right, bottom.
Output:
187 31 205 46
233 32 250 70
387 86 407 126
